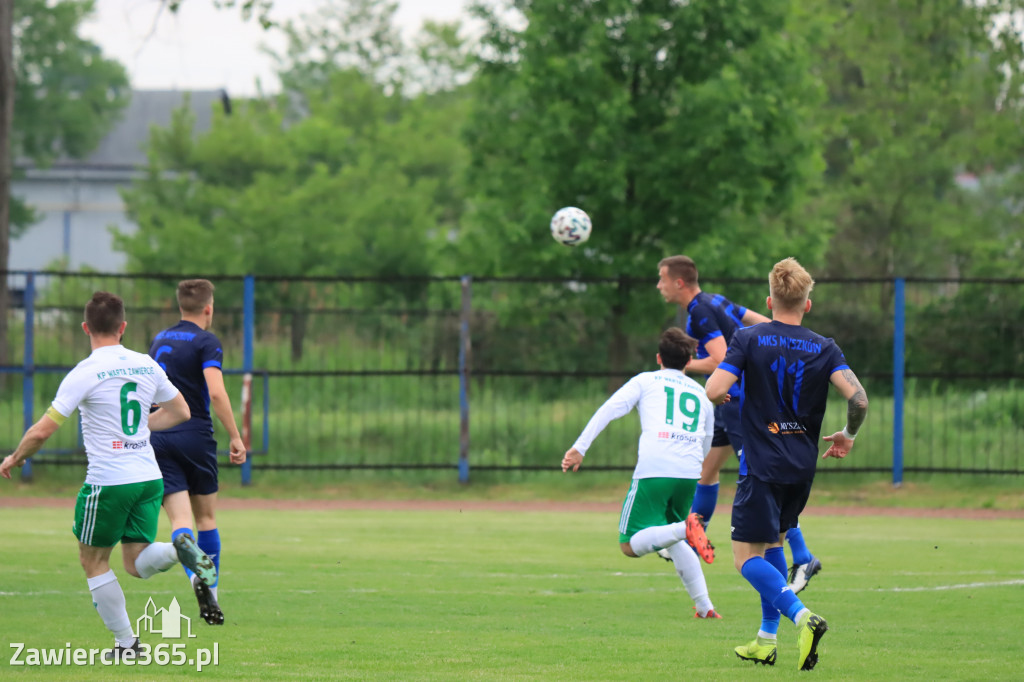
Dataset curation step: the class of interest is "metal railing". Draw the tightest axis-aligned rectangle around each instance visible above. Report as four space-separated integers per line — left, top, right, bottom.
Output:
3 271 1022 482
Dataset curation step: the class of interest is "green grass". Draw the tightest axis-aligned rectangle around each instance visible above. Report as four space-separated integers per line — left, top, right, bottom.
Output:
6 465 1024 512
1 505 1022 680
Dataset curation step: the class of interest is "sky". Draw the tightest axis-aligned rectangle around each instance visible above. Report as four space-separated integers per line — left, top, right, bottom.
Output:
80 0 471 96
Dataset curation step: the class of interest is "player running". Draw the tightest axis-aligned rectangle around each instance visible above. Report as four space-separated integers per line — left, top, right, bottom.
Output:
657 255 822 591
1 292 217 660
149 279 246 626
705 258 868 670
562 328 721 619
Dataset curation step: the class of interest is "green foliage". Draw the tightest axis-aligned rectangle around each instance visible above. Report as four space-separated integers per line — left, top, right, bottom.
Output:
462 0 825 279
114 1 471 283
459 0 828 375
10 0 130 235
812 0 1024 278
169 0 275 29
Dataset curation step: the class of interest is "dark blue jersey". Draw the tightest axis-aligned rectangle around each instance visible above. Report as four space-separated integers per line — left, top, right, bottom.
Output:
685 291 750 398
149 320 223 434
719 321 849 483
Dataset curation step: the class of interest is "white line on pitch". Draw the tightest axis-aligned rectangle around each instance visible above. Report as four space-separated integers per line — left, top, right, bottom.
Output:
877 579 1024 592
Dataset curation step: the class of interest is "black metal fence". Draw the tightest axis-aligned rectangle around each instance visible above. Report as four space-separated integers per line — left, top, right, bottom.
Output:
3 271 1023 479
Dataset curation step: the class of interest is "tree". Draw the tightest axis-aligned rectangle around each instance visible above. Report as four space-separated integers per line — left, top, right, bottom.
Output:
460 0 826 375
0 0 129 367
167 0 275 29
0 0 13 371
115 0 472 358
812 0 1024 280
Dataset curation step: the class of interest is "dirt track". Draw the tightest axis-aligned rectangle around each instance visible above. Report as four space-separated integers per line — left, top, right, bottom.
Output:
2 496 1022 519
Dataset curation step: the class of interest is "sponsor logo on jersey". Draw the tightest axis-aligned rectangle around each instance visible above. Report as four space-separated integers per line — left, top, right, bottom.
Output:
112 439 149 451
656 431 701 444
767 420 805 435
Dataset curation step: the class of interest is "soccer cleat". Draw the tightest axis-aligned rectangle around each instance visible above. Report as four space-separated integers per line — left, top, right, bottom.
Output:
796 612 828 671
656 548 673 562
735 637 777 666
788 556 823 594
193 576 225 625
685 512 715 564
103 638 142 662
173 533 218 587
694 606 722 619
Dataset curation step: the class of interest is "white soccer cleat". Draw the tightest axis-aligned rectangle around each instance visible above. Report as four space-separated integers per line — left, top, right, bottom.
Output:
787 556 823 594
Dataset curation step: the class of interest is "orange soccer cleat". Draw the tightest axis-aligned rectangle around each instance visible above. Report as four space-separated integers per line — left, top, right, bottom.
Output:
685 512 715 564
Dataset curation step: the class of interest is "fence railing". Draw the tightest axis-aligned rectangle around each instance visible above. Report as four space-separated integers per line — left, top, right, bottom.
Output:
3 271 1023 482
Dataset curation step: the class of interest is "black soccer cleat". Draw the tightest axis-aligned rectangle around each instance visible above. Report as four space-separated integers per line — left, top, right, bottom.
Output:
103 638 142 662
193 577 225 625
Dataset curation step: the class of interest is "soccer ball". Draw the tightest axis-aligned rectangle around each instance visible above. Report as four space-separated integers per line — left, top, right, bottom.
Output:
550 207 592 246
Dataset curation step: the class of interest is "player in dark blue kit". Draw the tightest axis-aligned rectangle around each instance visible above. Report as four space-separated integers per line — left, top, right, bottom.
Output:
657 256 820 586
657 255 768 548
150 279 246 625
705 258 868 671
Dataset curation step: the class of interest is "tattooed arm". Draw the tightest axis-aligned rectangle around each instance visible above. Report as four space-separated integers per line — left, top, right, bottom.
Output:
822 367 869 459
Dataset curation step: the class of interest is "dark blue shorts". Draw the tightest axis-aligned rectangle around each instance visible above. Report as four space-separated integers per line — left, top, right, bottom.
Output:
711 400 743 451
730 474 812 544
152 430 219 496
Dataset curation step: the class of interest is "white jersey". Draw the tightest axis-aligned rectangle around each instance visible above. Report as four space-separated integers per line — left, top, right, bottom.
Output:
50 345 180 486
571 368 714 479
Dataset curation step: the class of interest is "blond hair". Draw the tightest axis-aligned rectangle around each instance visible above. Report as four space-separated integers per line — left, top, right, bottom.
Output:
769 258 814 311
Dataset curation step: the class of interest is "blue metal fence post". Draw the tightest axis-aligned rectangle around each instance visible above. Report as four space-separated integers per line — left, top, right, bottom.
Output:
458 276 472 483
893 278 905 487
21 273 36 481
241 275 255 486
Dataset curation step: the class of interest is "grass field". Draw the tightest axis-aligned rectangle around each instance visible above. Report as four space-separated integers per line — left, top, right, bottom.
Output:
1 503 1022 680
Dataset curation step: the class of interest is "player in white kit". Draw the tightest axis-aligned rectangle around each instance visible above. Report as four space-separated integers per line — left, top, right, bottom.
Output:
1 292 217 660
561 328 721 618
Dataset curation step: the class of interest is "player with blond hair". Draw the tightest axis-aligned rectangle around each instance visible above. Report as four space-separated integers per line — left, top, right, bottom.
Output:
706 258 868 670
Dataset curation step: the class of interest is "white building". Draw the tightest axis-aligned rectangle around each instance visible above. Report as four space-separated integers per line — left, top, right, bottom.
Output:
10 89 230 273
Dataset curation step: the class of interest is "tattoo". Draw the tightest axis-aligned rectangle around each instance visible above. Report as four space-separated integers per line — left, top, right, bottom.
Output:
842 368 868 435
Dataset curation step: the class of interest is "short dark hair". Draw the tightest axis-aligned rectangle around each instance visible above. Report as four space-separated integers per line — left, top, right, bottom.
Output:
84 292 125 335
177 279 215 315
658 255 699 287
659 327 696 370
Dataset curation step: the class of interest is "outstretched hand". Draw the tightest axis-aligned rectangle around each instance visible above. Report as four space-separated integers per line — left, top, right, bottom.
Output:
562 448 583 473
821 432 855 459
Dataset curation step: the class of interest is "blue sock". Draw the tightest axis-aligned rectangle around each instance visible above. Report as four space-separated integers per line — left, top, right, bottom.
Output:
171 527 196 582
740 556 806 624
759 547 787 635
690 483 719 525
786 526 812 565
198 529 221 588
